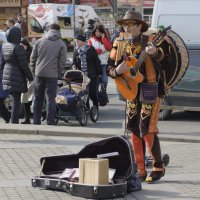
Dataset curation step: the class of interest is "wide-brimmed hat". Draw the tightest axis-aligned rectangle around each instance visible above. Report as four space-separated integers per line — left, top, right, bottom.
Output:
117 11 148 32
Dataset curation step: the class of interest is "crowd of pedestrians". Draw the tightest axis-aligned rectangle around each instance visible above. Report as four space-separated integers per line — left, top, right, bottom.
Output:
0 15 116 125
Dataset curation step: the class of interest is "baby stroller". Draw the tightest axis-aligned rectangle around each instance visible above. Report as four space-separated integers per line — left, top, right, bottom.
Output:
55 70 99 126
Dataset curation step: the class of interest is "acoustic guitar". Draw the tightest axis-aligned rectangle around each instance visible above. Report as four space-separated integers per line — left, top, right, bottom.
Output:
115 26 171 100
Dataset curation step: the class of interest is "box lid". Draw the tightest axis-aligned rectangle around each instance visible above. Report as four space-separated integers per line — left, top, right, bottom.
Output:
40 136 134 180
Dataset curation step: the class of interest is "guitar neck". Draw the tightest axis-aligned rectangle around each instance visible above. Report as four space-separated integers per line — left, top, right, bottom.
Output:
134 50 147 72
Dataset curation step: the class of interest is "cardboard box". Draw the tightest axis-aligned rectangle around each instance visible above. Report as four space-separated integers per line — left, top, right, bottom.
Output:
79 158 109 185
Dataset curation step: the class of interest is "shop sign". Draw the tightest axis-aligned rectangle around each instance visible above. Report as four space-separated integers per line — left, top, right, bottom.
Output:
143 0 155 7
55 0 71 3
80 0 96 5
22 0 29 7
97 0 111 7
118 0 140 7
0 0 21 7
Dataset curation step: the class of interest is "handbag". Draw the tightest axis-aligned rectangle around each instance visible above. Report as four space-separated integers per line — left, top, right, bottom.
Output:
140 82 158 104
98 83 109 106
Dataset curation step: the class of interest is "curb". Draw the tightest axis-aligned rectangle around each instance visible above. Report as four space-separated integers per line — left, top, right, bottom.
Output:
1 128 200 143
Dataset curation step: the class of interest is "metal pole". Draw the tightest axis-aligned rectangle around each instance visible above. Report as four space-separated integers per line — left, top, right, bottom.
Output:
72 0 76 37
113 0 118 28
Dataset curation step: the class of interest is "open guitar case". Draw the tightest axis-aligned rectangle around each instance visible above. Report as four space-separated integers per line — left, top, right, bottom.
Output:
31 136 136 199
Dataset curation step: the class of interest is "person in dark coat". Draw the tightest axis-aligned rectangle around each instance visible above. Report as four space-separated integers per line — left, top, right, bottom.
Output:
20 38 34 124
1 27 34 124
84 19 95 41
72 34 101 109
0 34 10 123
15 14 28 38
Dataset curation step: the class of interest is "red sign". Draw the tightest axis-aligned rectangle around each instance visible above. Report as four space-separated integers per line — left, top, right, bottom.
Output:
35 6 46 18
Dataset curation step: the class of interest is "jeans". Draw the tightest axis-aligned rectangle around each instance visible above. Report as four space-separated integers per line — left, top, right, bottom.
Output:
33 76 57 125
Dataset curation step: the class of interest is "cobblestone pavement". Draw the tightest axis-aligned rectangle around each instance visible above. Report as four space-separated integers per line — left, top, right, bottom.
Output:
0 134 200 200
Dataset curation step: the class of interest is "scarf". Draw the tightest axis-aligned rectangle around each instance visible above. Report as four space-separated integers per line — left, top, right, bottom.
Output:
78 44 90 76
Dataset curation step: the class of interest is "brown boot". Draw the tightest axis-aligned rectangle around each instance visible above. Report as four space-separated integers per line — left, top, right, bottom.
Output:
131 134 146 181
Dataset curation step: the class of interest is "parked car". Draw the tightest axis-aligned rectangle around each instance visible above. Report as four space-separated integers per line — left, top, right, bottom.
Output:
160 49 200 119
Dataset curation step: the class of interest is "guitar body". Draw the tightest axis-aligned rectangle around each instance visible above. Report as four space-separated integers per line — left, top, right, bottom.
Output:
115 57 144 100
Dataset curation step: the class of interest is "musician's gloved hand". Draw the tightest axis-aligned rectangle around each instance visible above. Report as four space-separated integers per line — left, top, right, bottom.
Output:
146 45 157 55
115 61 129 76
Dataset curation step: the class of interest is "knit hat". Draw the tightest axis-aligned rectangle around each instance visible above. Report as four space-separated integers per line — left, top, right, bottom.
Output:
74 34 86 42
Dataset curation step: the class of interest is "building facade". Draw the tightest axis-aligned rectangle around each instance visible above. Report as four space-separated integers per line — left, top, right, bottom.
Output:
0 0 29 30
0 0 155 35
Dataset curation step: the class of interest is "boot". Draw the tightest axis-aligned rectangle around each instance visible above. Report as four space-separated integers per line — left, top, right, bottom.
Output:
21 102 31 124
21 118 31 124
130 133 147 181
144 133 165 183
42 111 46 121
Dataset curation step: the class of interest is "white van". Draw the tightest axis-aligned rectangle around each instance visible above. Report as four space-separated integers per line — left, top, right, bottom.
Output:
151 0 200 119
28 3 99 40
151 0 200 49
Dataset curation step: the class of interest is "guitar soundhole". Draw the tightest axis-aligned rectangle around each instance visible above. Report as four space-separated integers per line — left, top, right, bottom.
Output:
130 68 136 76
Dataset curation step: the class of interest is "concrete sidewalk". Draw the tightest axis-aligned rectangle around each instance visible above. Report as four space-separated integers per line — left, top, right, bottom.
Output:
0 134 199 200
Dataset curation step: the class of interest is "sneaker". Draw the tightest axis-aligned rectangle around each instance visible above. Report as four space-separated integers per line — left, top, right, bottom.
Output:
145 168 165 183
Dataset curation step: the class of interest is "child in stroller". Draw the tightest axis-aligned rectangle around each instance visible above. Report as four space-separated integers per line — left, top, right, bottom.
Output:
55 70 99 126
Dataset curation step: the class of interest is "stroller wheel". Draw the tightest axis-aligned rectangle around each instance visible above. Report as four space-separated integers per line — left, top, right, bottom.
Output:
78 108 87 126
64 117 70 123
90 105 99 123
55 117 59 125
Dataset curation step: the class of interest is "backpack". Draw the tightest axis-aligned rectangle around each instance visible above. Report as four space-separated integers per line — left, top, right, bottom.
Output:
126 162 142 193
98 83 109 106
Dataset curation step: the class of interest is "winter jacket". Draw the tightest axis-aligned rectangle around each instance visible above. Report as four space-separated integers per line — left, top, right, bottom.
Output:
88 35 112 65
30 29 67 78
0 70 8 98
0 45 8 98
1 27 34 94
73 45 102 79
0 32 8 98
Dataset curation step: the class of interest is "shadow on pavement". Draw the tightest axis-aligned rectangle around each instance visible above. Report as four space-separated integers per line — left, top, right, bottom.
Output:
164 111 200 122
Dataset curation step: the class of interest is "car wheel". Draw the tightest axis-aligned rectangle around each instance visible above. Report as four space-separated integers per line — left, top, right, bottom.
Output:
159 97 172 120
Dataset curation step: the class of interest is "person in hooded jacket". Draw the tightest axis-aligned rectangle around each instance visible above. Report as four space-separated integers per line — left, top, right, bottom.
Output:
1 27 34 124
30 23 67 125
0 31 11 123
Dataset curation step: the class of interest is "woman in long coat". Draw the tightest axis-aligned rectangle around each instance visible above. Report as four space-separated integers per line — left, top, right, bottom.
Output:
1 27 33 124
0 31 10 123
